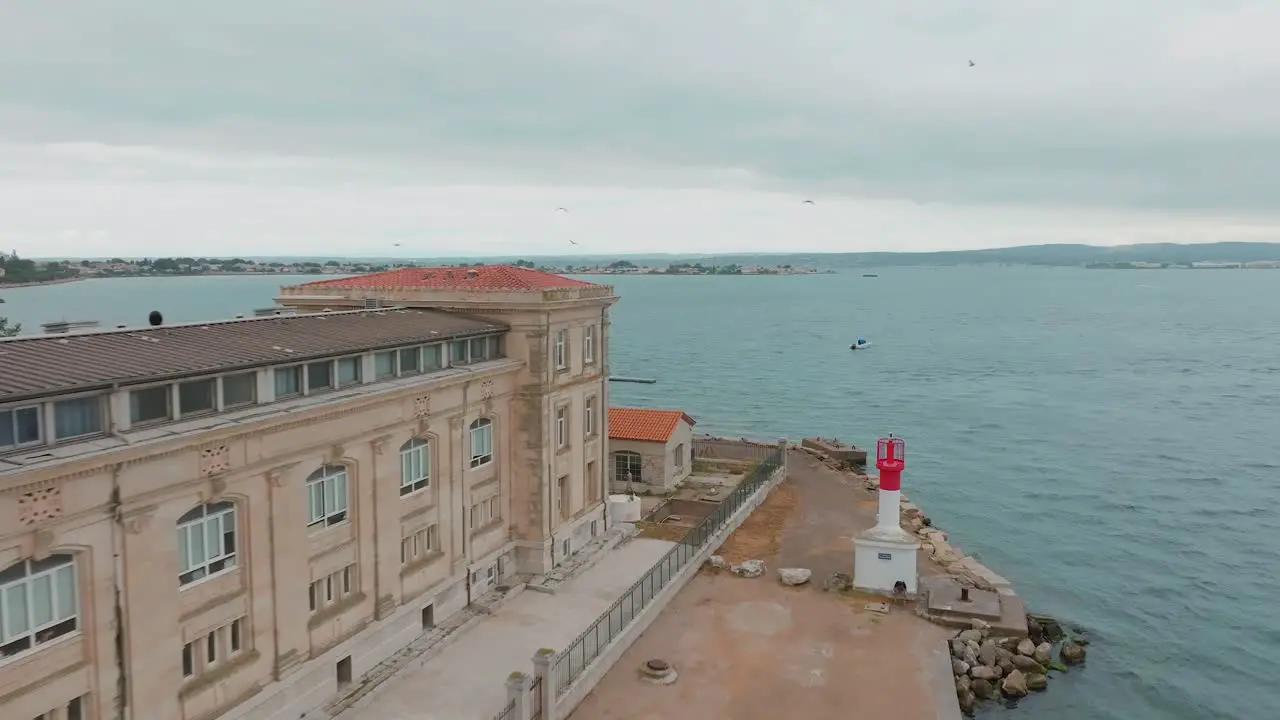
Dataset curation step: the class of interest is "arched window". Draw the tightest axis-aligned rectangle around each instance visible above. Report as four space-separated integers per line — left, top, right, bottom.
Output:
613 451 642 483
177 501 237 585
306 465 349 529
469 418 493 468
400 438 431 496
0 554 78 657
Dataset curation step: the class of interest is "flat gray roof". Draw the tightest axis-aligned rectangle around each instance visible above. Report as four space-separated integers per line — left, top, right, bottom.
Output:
0 308 505 402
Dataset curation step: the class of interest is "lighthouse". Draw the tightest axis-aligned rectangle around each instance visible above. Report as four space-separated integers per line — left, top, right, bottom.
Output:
853 435 920 596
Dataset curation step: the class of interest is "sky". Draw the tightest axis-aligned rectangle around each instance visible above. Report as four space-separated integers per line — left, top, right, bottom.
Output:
1 1 1279 258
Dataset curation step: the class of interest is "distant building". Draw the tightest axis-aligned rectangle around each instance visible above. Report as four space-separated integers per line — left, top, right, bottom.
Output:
0 265 616 720
607 407 696 492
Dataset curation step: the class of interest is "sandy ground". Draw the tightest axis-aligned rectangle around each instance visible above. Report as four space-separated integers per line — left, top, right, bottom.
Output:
568 450 951 720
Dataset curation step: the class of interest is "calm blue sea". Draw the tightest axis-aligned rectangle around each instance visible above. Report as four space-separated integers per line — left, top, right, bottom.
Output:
3 269 1278 720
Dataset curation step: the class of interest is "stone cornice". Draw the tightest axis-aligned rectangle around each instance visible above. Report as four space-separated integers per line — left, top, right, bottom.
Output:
0 361 521 493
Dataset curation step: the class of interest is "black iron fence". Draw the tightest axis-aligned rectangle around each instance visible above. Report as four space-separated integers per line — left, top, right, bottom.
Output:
552 446 784 696
493 698 516 720
530 675 543 719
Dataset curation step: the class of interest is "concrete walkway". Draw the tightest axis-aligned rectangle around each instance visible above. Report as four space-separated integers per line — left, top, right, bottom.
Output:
354 537 677 720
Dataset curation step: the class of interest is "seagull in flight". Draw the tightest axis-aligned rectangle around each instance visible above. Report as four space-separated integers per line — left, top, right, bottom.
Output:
802 199 816 205
556 207 569 213
969 60 975 67
568 238 579 245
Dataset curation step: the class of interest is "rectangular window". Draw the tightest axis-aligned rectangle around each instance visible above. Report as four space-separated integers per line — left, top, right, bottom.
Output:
399 347 420 375
182 642 194 677
336 357 361 386
674 443 685 468
221 372 257 407
399 439 430 495
469 336 489 362
0 556 79 660
584 397 596 437
558 475 569 520
486 336 501 359
53 397 102 440
177 502 236 586
422 344 443 371
130 386 170 424
68 696 83 720
306 467 349 529
178 379 216 416
230 618 242 652
469 420 493 468
553 330 567 369
555 407 568 447
1 405 42 449
587 461 599 501
374 351 397 379
450 340 468 366
206 632 217 664
274 367 302 398
584 325 596 364
307 361 333 393
342 567 352 595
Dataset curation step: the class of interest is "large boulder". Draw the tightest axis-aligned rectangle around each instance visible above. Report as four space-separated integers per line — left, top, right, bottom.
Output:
958 690 977 714
956 629 984 644
977 640 998 667
1010 655 1046 674
1061 640 1087 665
955 675 972 694
1017 638 1037 657
730 559 765 578
969 665 998 681
1026 672 1049 691
994 647 1015 664
1001 669 1029 698
1033 642 1053 665
823 572 852 593
950 640 966 658
707 555 727 569
778 568 812 586
952 659 970 677
971 678 996 700
962 648 978 668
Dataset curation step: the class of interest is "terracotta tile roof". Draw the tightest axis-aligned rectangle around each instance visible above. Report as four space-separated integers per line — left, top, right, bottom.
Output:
608 407 696 443
0 308 505 401
298 264 598 291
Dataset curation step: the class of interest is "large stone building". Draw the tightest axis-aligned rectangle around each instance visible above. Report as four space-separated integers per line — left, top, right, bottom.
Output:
0 265 616 720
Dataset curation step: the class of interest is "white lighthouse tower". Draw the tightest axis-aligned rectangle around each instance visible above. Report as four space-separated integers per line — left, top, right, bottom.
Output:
853 435 920 595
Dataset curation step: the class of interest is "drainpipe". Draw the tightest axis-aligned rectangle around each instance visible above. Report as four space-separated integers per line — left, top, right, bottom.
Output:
599 304 609 532
545 311 555 569
369 436 381 618
461 380 471 605
265 468 282 681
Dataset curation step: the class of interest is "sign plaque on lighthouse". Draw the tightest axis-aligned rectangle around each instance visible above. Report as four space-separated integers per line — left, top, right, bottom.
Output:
853 435 920 595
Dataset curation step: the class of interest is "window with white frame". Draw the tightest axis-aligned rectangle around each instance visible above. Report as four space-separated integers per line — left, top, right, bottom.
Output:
177 501 237 586
555 406 568 448
399 438 430 495
178 378 216 417
0 555 79 658
674 443 685 468
130 385 170 424
275 366 302 397
553 330 568 369
584 397 596 437
423 344 443 371
469 418 493 468
308 565 355 613
221 373 257 408
306 465 349 529
374 351 397 379
306 361 333 392
613 451 643 484
583 325 596 364
1 405 42 450
450 340 469 366
399 347 421 374
336 357 362 386
400 524 439 565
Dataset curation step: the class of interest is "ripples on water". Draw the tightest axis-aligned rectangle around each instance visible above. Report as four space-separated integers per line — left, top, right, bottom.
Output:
3 269 1278 719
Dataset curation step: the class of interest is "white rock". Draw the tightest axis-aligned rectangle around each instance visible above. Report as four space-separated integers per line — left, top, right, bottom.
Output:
778 568 812 586
707 555 726 569
730 559 766 578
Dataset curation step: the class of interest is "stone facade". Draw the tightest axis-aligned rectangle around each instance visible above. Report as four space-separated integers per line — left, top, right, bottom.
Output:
608 419 694 493
0 273 616 720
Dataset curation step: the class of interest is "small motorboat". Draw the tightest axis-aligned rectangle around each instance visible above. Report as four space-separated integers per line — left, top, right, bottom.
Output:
850 337 871 350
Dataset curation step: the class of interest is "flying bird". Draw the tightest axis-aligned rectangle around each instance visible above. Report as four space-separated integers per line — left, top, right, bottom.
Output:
802 199 816 205
556 207 569 213
968 60 975 67
568 239 579 245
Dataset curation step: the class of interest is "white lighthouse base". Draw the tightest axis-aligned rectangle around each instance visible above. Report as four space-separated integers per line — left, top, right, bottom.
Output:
853 529 920 596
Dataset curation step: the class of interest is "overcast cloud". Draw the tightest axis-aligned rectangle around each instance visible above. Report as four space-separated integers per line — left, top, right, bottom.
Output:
1 1 1278 257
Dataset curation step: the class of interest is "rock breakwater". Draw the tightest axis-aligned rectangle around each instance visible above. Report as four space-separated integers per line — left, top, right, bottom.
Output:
947 615 1089 713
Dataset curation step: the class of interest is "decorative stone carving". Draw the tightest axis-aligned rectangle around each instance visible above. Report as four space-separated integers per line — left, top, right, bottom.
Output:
198 444 231 477
326 444 345 465
17 485 63 526
480 379 495 401
414 395 431 419
122 505 157 535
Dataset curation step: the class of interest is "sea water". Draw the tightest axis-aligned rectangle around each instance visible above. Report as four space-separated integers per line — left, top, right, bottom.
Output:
4 268 1277 720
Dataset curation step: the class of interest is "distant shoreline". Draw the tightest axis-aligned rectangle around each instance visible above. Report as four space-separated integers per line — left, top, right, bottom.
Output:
0 276 86 289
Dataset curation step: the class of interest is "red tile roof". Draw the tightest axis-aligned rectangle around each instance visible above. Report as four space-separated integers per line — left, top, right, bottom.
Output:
299 265 598 291
608 407 696 443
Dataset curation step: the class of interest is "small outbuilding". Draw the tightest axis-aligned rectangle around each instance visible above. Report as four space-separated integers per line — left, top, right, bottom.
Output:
608 407 696 493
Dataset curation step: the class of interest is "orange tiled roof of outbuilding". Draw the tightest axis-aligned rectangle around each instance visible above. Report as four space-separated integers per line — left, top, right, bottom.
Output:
299 264 598 291
608 407 696 443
